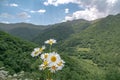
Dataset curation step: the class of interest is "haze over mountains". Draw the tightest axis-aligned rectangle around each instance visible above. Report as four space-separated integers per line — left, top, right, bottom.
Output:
0 18 91 42
0 14 120 80
0 23 48 40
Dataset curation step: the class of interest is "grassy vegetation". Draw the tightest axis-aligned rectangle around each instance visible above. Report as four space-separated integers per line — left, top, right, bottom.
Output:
0 14 120 80
0 23 48 40
33 19 90 45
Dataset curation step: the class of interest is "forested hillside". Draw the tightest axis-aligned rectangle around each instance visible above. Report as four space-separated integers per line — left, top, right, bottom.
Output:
0 14 120 80
0 23 48 40
33 14 120 80
0 31 107 80
33 19 90 45
0 31 37 73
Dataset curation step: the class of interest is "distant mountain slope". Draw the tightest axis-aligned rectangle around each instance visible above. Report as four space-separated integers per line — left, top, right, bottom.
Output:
33 19 90 44
33 14 120 80
0 14 120 80
58 14 120 67
0 20 90 42
0 23 48 40
0 31 107 80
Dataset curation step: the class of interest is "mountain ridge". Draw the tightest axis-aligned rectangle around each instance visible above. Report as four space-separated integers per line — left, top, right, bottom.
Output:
0 14 120 80
0 22 49 40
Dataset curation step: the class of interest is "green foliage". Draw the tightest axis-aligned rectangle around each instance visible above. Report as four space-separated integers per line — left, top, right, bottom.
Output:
0 23 48 40
58 14 120 67
33 19 90 45
0 31 37 74
105 65 120 80
0 14 120 80
55 14 120 80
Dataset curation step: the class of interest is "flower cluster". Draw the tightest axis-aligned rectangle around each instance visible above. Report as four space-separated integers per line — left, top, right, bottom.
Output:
39 52 65 73
31 39 65 73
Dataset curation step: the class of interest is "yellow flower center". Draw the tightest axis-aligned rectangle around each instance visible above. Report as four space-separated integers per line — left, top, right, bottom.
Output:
35 51 39 55
51 66 56 70
39 48 43 52
43 61 48 66
51 56 57 62
49 40 53 45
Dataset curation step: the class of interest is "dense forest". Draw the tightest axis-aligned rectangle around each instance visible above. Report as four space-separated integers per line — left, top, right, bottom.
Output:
0 14 120 80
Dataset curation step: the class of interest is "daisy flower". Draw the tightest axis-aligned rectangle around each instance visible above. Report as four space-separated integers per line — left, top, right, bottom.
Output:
57 60 65 70
39 60 48 70
41 53 49 60
31 46 45 57
49 64 58 73
31 48 41 57
39 61 48 70
39 64 46 70
45 39 56 45
46 52 61 66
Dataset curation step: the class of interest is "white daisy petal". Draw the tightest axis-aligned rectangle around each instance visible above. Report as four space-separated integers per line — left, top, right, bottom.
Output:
45 40 49 44
47 52 61 66
31 50 41 57
42 45 46 49
56 60 65 70
34 48 39 51
41 53 49 60
52 39 56 43
45 39 57 45
41 53 45 60
31 46 45 57
39 64 45 70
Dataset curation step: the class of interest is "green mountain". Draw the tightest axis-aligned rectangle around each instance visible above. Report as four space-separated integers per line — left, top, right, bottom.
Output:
58 14 120 80
33 19 90 44
33 14 120 80
59 14 120 60
0 23 48 40
0 14 120 80
0 30 105 80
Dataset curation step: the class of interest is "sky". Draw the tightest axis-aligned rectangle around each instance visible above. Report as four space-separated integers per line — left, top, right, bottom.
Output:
0 0 120 25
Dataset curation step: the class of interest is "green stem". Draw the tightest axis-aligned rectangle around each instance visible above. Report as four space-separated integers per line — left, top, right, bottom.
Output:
47 70 51 80
50 45 52 52
52 73 54 80
47 45 52 80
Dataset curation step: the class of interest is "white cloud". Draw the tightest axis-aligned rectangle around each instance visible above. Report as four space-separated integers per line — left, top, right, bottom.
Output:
64 7 106 21
9 3 18 7
107 0 117 5
0 13 14 18
43 0 120 21
43 0 80 6
61 0 120 21
30 9 46 14
44 2 49 6
38 9 46 13
30 10 36 13
64 16 73 21
17 12 31 19
65 8 69 13
0 12 31 19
